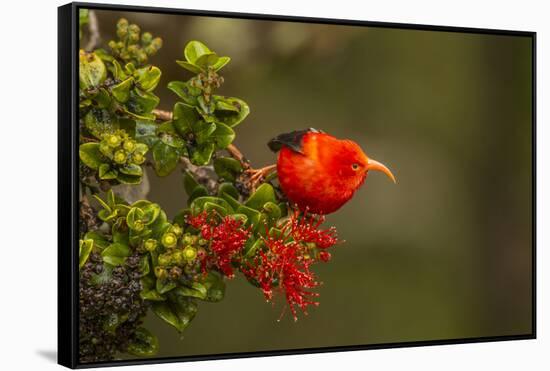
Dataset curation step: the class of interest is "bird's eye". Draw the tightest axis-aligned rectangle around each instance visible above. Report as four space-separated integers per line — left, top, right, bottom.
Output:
351 163 360 171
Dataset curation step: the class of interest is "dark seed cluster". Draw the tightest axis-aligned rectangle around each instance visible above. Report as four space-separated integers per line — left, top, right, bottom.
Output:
79 251 148 363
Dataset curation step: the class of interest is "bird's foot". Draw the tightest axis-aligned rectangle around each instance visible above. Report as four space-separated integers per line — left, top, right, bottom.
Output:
244 164 277 192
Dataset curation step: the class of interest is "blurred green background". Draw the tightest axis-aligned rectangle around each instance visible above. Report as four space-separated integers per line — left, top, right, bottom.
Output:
86 9 533 358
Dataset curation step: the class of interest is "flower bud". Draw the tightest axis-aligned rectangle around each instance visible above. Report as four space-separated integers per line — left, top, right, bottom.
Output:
132 153 145 165
161 232 177 248
108 40 118 50
182 234 193 245
132 220 144 232
158 253 171 266
106 134 122 148
136 50 148 64
123 140 136 152
141 32 153 45
183 246 197 261
113 150 127 164
127 44 138 54
151 37 163 50
117 18 129 30
144 239 157 252
170 266 182 279
319 251 331 262
154 266 167 279
172 250 185 265
198 238 208 246
169 224 183 237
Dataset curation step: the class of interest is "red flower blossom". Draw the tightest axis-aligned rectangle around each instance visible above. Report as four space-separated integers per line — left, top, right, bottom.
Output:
187 211 251 278
284 209 339 249
241 210 339 320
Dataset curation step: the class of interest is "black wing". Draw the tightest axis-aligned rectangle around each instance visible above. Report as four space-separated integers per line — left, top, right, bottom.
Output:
267 128 321 154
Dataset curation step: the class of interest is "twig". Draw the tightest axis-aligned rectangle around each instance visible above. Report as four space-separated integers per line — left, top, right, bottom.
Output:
152 109 173 121
84 10 100 52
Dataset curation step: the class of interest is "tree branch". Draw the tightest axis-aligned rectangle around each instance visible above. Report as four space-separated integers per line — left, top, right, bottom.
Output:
84 10 100 52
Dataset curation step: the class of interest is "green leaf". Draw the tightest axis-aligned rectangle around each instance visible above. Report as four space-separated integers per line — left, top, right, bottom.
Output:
117 173 142 184
190 142 215 166
151 298 198 333
262 201 281 225
194 122 217 144
93 87 112 108
126 207 145 230
135 120 158 148
84 109 117 139
152 141 180 177
211 56 231 72
245 183 277 210
191 196 234 215
79 239 94 269
127 328 159 357
174 283 207 300
236 205 262 227
184 40 212 64
194 52 219 69
119 163 143 176
112 59 127 80
183 170 200 195
200 271 226 302
79 143 103 170
167 81 201 106
149 210 170 239
156 279 177 294
175 60 203 74
140 289 166 301
101 242 130 266
83 231 110 250
197 95 216 115
203 201 227 216
213 157 243 182
219 191 241 211
187 185 208 206
160 133 185 149
111 77 133 103
135 66 162 91
214 97 250 127
98 163 117 180
142 203 161 225
173 102 200 136
128 89 160 115
210 122 235 149
243 237 264 258
79 51 106 89
218 182 239 199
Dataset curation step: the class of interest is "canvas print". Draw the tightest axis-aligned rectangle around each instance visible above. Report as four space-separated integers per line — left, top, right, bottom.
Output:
74 6 534 365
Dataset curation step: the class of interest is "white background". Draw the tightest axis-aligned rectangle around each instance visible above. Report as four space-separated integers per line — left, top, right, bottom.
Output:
0 0 546 369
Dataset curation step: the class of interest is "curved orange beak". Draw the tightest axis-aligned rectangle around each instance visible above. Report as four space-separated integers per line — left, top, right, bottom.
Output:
367 158 396 183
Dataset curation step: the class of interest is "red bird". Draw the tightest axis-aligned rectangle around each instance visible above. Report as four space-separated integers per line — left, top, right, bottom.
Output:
268 128 395 215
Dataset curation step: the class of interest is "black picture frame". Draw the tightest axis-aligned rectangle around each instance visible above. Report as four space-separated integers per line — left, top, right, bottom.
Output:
58 2 537 368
